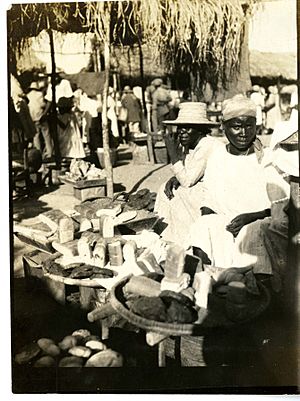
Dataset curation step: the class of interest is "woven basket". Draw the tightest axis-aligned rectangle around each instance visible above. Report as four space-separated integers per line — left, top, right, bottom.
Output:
110 275 271 336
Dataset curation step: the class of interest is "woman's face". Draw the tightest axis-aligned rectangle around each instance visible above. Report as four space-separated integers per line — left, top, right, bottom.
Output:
223 116 256 151
177 125 209 148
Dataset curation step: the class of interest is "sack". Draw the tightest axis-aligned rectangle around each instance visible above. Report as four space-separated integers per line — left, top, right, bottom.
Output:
118 106 128 122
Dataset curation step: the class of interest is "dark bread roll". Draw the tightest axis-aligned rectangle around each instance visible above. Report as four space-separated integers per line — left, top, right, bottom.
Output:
166 299 198 324
160 290 194 308
130 296 167 322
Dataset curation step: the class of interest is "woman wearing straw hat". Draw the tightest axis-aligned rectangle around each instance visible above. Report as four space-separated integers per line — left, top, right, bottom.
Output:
154 102 222 244
186 94 290 278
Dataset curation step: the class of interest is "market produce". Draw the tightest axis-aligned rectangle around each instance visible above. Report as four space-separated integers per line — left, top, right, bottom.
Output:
66 159 106 182
131 296 168 322
58 217 74 244
166 299 198 324
85 340 107 351
39 209 69 231
37 338 60 357
159 290 194 308
124 276 161 298
58 335 78 351
107 240 123 266
85 349 123 367
68 346 92 358
14 329 122 368
14 343 41 365
52 240 79 257
33 356 56 367
58 356 84 367
71 329 91 338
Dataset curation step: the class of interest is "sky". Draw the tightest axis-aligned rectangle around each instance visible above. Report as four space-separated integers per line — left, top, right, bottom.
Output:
249 0 297 53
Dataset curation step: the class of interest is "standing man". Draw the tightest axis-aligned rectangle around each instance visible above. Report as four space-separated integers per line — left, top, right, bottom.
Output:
27 81 53 160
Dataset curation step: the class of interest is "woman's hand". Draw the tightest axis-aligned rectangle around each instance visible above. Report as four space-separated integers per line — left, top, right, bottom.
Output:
226 209 271 237
164 176 180 200
163 131 180 164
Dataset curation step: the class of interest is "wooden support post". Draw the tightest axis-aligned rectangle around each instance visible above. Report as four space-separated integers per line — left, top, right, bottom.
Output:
47 27 61 170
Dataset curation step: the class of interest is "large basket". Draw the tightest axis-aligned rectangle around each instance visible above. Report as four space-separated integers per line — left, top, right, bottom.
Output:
110 275 271 336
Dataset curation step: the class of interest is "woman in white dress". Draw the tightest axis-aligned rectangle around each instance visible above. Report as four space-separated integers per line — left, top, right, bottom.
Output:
187 95 287 276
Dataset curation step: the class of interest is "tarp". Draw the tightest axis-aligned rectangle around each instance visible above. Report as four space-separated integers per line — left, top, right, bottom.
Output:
249 50 297 80
62 72 106 97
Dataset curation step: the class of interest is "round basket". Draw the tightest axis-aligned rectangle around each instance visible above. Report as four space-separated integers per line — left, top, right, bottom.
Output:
110 275 271 336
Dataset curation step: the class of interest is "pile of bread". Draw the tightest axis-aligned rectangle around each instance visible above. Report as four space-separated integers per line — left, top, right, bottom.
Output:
14 329 122 367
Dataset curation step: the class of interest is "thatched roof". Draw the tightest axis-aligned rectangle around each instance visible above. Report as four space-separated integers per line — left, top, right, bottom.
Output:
8 1 255 94
249 50 297 81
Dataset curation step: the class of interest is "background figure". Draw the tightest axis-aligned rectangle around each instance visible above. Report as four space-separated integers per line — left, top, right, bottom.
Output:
121 85 142 135
145 84 155 132
265 86 282 134
56 97 85 160
107 87 120 146
27 81 53 160
151 78 172 133
250 85 265 135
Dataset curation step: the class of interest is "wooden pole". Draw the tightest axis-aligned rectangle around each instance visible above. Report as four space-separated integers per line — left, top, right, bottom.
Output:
47 27 61 170
138 41 154 164
101 7 114 198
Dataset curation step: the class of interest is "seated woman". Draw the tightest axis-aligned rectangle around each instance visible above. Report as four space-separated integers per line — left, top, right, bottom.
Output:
154 102 221 243
186 95 289 276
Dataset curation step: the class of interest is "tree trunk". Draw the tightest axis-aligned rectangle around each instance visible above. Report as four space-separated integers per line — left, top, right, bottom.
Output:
101 23 114 198
47 28 60 169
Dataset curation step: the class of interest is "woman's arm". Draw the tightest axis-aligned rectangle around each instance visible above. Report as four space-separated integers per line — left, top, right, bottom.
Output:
226 209 271 237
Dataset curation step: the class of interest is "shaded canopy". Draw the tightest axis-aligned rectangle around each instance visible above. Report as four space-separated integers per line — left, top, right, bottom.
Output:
8 1 255 94
249 50 297 81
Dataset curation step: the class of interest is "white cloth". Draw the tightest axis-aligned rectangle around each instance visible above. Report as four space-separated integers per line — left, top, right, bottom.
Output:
57 112 85 158
107 95 119 138
250 92 264 125
45 79 73 102
154 136 222 243
187 145 282 274
27 90 46 122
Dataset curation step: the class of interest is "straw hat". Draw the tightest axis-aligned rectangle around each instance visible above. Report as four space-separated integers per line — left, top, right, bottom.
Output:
163 102 219 126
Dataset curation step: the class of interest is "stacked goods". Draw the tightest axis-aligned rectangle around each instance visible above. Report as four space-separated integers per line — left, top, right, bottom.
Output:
118 188 157 212
14 329 122 367
119 246 263 325
65 159 106 182
122 274 198 324
160 245 191 292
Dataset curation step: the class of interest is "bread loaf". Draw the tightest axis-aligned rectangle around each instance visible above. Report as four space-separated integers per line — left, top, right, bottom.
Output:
124 276 161 298
85 349 123 367
68 346 92 358
58 356 84 367
34 356 56 367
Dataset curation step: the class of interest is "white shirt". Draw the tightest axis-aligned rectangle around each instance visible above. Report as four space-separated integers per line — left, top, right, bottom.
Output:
45 79 73 102
171 136 222 188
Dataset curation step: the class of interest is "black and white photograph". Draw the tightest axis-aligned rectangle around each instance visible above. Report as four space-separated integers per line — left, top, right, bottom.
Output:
6 0 299 394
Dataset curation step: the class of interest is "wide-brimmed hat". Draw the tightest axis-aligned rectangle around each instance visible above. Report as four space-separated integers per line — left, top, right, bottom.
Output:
163 102 219 126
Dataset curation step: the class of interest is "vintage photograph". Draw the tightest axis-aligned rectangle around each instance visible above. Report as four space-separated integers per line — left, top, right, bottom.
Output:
8 0 299 394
